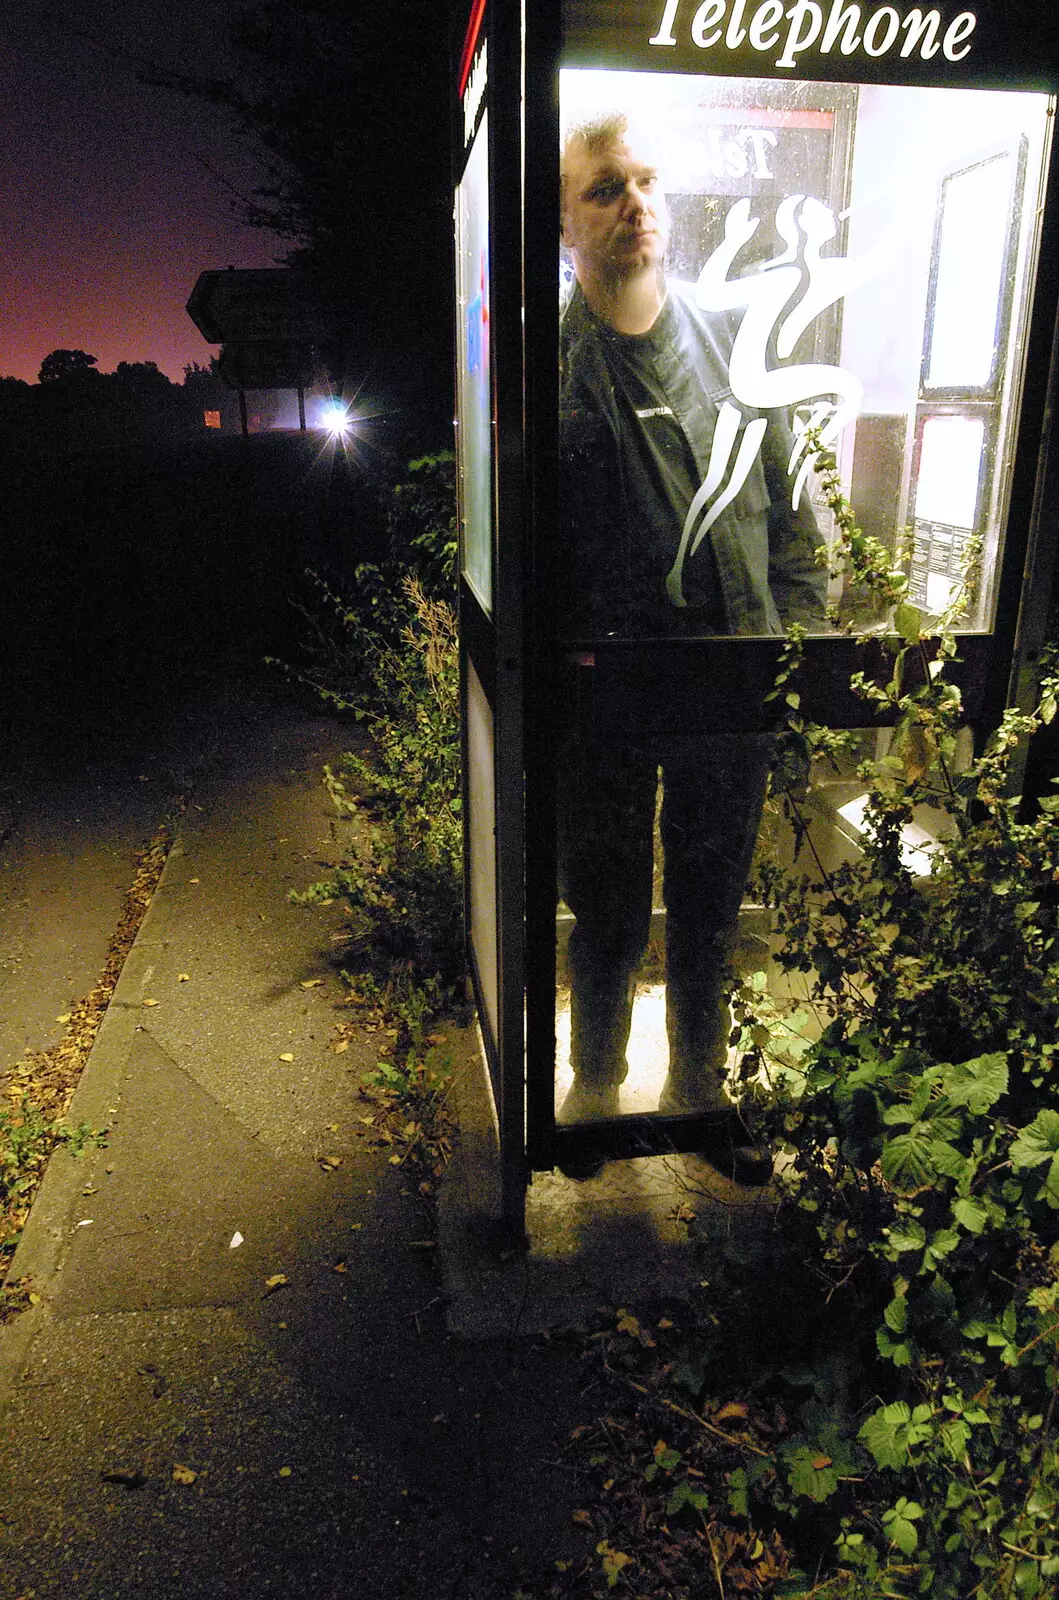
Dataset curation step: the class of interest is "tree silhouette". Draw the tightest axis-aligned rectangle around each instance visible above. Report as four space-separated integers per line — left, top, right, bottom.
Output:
38 349 100 385
111 361 176 404
149 2 453 415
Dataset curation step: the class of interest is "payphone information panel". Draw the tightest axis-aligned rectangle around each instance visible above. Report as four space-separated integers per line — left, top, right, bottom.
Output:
556 68 1052 642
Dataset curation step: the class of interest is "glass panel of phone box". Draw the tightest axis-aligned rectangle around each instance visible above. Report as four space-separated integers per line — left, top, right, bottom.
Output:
554 70 1051 1130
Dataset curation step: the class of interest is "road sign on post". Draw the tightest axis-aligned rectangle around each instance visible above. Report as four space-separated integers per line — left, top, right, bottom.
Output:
188 269 328 437
217 342 317 390
186 269 324 345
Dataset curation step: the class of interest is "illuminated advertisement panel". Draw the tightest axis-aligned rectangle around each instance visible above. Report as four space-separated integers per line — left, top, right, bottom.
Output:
456 109 493 613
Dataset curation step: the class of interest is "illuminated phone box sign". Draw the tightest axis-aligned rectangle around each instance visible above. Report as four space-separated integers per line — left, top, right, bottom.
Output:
650 1 976 70
562 2 1051 87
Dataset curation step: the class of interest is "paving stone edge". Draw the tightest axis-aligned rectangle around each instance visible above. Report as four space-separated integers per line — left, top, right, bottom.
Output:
0 836 188 1411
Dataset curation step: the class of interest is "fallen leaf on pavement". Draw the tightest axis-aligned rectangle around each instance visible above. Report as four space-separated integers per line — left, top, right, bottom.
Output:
299 979 324 990
230 1231 244 1249
142 998 159 1008
101 1469 149 1489
177 973 191 983
172 1465 197 1484
278 1053 294 1063
715 1401 751 1424
263 1274 289 1294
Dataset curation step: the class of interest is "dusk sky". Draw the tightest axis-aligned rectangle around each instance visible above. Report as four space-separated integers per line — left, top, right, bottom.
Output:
0 1 281 385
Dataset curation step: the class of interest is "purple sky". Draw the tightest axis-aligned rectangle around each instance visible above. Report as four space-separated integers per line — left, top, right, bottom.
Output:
0 1 281 384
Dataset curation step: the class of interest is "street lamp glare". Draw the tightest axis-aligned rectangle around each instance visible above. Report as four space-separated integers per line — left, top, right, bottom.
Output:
320 401 351 436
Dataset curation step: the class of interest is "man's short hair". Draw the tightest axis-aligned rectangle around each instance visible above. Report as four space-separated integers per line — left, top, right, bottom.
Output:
560 111 630 213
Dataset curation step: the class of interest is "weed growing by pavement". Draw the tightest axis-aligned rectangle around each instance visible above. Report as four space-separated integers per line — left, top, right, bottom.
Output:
288 456 463 1000
1 816 173 1300
297 572 463 992
0 1097 106 1287
332 970 456 1185
279 458 463 1217
289 453 465 1177
272 451 457 711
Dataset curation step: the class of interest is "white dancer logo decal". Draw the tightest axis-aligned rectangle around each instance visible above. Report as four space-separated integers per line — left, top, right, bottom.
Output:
667 193 891 607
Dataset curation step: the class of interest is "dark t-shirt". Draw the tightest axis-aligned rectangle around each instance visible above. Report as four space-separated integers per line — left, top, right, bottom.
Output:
594 299 726 630
559 278 827 640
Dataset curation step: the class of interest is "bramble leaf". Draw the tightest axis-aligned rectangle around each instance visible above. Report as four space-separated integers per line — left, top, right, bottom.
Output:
783 1445 840 1502
952 1197 988 1234
882 1133 935 1190
859 1402 932 1469
939 1053 1008 1114
1010 1110 1059 1170
885 1220 926 1253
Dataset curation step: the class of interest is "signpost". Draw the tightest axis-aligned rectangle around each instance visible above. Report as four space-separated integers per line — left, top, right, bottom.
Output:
186 269 323 345
186 269 325 435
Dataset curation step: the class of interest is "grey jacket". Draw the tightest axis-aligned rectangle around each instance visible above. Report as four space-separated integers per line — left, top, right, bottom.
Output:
558 277 827 638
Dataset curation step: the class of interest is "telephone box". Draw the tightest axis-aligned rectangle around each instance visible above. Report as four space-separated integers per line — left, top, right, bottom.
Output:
452 0 1059 1237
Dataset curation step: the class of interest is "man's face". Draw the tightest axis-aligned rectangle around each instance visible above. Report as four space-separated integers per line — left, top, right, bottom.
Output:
561 126 669 285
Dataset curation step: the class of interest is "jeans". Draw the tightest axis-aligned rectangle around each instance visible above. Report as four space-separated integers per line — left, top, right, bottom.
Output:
557 733 771 1104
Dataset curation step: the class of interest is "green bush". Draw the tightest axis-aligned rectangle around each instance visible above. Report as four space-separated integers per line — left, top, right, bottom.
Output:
278 452 456 710
677 440 1059 1596
290 456 463 1007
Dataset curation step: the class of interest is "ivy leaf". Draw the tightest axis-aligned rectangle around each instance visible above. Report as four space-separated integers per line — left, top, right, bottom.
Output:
881 1133 936 1191
1010 1110 1059 1170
